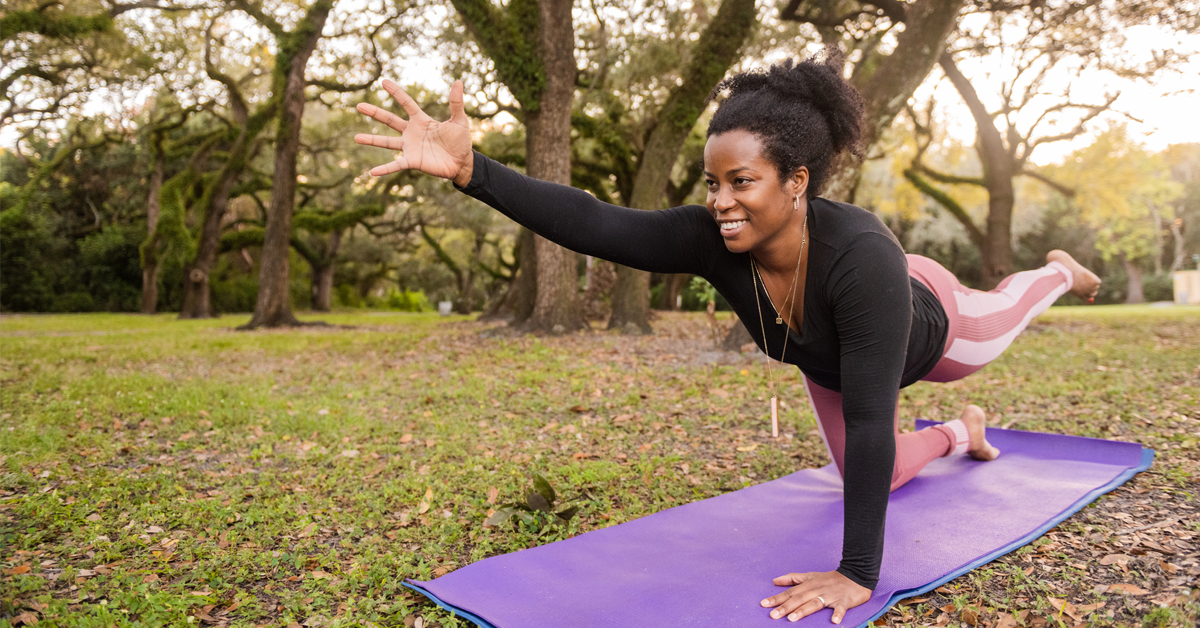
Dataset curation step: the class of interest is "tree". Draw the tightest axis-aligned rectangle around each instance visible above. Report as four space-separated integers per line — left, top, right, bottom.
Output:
781 0 966 202
603 0 759 334
901 1 1195 287
449 0 584 333
1047 126 1182 303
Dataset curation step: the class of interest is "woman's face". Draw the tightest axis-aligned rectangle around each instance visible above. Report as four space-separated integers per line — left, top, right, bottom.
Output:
703 130 807 254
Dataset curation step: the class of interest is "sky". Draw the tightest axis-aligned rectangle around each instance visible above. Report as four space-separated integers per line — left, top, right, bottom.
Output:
4 7 1198 167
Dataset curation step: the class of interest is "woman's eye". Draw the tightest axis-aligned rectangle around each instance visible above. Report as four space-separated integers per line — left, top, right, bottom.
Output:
735 177 751 185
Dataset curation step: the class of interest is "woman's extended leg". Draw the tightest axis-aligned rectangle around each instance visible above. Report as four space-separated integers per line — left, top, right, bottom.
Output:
909 252 1099 383
802 376 987 492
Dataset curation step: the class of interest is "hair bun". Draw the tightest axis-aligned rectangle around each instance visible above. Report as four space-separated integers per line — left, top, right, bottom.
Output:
708 46 866 197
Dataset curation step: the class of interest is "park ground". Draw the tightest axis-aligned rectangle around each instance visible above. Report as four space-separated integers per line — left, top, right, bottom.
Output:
1 306 1198 628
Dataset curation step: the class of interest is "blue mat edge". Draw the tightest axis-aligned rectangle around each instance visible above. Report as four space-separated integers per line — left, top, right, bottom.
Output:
861 446 1155 628
403 446 1156 628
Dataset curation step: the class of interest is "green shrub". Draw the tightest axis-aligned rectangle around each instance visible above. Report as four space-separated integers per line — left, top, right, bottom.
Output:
371 288 431 312
1143 273 1174 302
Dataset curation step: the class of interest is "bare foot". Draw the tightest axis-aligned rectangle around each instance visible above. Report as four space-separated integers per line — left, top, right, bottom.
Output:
1047 250 1101 302
961 404 1000 461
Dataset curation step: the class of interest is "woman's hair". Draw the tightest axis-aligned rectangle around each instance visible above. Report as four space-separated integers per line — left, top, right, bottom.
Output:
707 46 865 199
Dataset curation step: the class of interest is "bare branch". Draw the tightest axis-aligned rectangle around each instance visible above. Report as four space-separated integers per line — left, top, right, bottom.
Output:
1020 168 1076 197
204 15 249 124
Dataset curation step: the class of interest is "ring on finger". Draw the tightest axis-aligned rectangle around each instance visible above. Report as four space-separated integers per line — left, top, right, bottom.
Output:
816 596 826 608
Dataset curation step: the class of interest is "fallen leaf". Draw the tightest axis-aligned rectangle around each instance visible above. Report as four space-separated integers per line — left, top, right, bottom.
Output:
85 513 102 522
143 573 160 583
486 486 499 505
1046 598 1079 620
1100 554 1131 566
736 443 758 452
399 434 413 444
340 450 359 458
146 525 164 534
961 608 979 626
191 590 212 596
311 570 331 580
432 566 450 577
299 522 318 538
13 612 38 625
418 487 433 514
317 409 330 415
3 564 30 575
1106 583 1149 595
568 405 587 413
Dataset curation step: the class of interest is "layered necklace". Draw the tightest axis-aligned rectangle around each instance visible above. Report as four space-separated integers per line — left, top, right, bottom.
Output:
750 204 808 438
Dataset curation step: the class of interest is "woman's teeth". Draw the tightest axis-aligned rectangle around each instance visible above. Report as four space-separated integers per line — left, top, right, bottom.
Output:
720 220 746 232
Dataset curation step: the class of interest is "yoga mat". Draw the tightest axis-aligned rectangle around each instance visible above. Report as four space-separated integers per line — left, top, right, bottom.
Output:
406 423 1153 628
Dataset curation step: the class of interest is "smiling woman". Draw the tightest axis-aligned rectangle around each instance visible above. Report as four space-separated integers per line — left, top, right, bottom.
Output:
354 47 1103 625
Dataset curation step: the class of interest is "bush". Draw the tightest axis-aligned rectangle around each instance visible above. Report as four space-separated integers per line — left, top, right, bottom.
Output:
371 288 431 312
1143 273 1174 302
335 284 364 308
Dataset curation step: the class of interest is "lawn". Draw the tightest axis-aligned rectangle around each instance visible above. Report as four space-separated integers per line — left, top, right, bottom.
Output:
1 306 1197 627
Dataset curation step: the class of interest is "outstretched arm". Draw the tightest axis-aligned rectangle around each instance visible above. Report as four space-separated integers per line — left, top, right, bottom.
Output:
356 79 713 276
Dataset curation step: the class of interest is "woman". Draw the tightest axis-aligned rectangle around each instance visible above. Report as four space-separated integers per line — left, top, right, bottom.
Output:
355 52 1101 624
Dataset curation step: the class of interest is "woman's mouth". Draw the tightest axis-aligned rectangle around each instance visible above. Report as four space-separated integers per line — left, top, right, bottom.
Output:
719 220 747 236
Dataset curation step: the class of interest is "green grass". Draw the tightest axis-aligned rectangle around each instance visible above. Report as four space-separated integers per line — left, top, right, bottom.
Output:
1 306 1197 627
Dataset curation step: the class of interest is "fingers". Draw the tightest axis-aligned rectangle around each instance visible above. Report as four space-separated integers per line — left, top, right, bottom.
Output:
356 102 408 134
354 133 403 150
448 79 467 126
768 592 824 622
369 158 409 177
382 78 426 118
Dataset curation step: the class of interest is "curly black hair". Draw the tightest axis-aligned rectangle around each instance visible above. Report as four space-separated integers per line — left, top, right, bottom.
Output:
707 47 865 199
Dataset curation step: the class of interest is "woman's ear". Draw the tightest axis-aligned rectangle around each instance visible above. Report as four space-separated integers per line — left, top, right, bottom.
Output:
792 167 810 199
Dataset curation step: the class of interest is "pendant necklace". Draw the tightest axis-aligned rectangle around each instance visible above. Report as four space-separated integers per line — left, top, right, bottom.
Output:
750 208 807 438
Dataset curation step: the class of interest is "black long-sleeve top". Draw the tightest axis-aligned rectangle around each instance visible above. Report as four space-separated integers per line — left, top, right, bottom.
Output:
457 152 949 589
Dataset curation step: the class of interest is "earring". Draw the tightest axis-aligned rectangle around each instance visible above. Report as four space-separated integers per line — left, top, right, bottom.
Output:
793 196 799 211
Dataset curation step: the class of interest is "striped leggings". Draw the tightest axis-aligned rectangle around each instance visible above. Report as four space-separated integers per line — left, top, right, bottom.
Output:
805 255 1074 490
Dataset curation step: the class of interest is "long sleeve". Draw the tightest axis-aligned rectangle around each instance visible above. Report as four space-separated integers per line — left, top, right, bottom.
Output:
457 152 712 275
827 232 911 590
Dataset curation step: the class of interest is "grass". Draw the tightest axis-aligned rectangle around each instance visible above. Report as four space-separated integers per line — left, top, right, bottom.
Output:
1 305 1198 627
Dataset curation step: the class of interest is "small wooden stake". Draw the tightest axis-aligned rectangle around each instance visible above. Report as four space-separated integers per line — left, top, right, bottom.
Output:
770 396 779 438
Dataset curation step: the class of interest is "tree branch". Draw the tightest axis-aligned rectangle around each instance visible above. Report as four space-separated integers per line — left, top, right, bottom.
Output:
1020 168 1076 197
903 168 987 249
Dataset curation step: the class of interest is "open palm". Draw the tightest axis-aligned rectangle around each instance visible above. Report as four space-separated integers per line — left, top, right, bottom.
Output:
354 79 472 182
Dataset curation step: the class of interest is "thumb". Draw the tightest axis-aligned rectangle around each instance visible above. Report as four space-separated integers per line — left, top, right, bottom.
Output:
772 573 808 586
831 601 847 624
449 80 467 126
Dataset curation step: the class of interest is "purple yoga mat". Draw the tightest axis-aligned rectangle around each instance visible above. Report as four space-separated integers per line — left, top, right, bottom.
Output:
408 424 1152 628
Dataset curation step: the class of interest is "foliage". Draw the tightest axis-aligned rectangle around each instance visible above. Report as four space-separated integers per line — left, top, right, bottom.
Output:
484 472 583 531
1048 126 1184 264
370 288 432 312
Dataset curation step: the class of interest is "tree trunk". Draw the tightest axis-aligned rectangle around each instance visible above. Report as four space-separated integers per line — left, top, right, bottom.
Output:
658 273 688 310
940 53 1015 289
310 230 341 312
141 154 164 314
721 317 753 351
1170 213 1186 271
520 0 585 334
1123 255 1145 304
180 170 239 318
821 0 965 202
243 7 331 329
608 0 758 333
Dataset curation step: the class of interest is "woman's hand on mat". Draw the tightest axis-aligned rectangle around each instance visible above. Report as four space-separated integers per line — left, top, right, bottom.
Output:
355 79 475 187
760 570 871 623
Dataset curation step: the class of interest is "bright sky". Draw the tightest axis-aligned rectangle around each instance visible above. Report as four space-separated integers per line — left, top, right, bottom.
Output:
921 21 1200 166
5 7 1198 167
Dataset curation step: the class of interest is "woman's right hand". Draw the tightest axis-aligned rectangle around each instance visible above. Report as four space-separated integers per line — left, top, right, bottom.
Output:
354 79 474 186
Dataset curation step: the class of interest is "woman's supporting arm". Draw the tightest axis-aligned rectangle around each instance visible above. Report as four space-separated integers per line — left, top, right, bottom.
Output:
829 232 912 590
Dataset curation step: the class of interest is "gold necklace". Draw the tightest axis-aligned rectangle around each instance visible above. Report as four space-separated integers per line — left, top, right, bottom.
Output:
750 209 808 438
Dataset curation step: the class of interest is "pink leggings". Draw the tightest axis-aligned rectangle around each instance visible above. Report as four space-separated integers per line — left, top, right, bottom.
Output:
805 255 1074 490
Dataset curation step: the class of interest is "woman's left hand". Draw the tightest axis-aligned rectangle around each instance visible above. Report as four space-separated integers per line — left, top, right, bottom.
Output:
760 570 872 623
